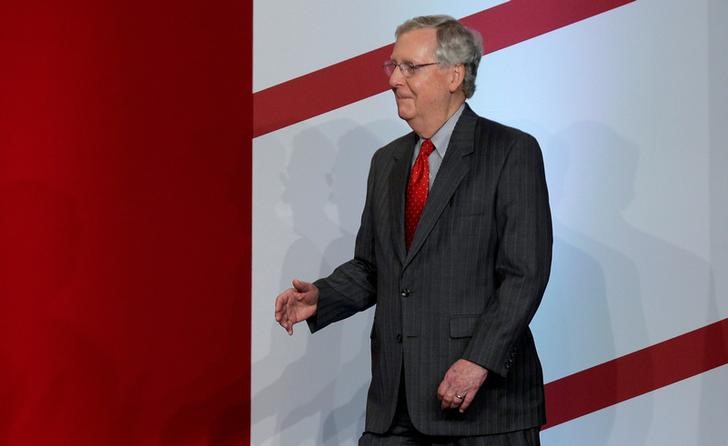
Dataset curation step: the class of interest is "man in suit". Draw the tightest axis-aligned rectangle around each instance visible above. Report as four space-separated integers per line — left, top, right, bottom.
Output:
275 15 552 445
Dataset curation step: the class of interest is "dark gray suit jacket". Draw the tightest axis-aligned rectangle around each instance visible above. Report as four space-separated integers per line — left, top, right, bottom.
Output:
308 105 552 436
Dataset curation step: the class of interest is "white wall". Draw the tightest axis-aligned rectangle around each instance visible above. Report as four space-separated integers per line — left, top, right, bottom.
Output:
251 1 728 444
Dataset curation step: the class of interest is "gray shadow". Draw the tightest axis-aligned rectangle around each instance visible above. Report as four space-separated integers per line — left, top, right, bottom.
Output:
251 127 342 445
543 121 713 444
252 118 404 445
316 122 400 444
536 125 614 380
545 122 650 444
525 125 615 444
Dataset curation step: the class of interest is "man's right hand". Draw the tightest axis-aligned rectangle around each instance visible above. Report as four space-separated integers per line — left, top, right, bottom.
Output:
274 279 319 335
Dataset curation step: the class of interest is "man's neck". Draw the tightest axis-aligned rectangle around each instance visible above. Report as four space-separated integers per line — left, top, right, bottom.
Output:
410 97 466 139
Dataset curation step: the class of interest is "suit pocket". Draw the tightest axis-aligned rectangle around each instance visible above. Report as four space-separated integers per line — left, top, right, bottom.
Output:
449 315 480 339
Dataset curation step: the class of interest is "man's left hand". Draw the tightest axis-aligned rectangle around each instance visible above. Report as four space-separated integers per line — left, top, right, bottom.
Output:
437 359 488 413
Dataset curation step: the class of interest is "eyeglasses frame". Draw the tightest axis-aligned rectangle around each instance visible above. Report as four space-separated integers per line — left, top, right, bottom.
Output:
383 60 440 77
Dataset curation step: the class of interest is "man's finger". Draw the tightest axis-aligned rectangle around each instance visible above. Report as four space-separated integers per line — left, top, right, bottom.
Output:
274 298 286 321
274 290 291 317
436 381 447 401
281 316 292 335
442 396 461 410
459 391 476 413
439 388 459 410
292 279 309 292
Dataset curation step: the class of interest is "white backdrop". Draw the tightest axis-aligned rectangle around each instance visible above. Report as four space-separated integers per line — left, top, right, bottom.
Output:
251 1 728 444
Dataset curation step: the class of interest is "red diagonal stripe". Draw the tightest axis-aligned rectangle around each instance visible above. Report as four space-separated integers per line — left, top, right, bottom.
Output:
543 317 728 429
253 0 636 137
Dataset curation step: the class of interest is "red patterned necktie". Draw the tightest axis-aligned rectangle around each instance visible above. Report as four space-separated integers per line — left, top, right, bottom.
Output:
405 139 434 249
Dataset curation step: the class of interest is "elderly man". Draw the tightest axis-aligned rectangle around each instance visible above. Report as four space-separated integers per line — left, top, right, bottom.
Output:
275 15 552 445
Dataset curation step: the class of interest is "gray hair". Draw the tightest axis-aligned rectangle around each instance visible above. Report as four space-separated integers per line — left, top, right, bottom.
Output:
396 15 483 98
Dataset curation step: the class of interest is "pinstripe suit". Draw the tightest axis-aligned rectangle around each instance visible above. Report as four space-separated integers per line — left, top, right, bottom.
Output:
308 104 552 437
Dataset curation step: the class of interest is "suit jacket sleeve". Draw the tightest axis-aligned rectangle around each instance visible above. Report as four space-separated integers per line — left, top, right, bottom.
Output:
462 131 552 377
306 152 380 333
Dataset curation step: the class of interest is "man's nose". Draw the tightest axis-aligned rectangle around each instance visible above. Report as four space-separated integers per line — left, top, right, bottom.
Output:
388 66 404 88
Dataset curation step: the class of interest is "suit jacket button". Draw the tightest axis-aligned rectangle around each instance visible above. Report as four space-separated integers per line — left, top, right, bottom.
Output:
396 334 403 343
400 289 411 297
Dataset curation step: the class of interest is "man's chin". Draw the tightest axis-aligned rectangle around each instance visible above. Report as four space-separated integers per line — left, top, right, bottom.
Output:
396 106 414 121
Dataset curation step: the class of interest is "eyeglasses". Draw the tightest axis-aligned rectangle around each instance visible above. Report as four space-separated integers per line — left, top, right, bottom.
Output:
383 60 439 77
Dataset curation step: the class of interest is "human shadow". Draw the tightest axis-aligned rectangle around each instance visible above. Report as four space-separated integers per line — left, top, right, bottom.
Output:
252 118 405 445
547 121 715 443
536 122 648 445
314 122 401 444
521 124 614 445
250 127 341 445
532 124 614 382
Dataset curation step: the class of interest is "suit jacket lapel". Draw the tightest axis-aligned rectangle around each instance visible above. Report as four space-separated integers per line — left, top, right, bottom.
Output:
404 106 477 267
388 132 417 265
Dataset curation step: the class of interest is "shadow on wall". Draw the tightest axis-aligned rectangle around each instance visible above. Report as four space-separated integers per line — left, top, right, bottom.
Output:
530 122 617 444
252 118 402 445
544 122 654 443
535 120 713 444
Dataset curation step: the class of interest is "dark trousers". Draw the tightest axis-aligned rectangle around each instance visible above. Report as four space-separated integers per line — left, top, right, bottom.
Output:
359 373 540 446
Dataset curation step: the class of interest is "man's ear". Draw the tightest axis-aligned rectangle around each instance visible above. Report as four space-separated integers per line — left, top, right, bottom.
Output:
448 64 465 93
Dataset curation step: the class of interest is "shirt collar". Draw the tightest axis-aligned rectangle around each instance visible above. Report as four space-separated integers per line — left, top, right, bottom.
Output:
418 102 466 158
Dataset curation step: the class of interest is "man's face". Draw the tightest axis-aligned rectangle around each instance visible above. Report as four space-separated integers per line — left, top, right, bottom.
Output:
388 28 455 133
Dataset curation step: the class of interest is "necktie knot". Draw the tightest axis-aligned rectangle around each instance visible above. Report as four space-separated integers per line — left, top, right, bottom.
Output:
420 139 434 158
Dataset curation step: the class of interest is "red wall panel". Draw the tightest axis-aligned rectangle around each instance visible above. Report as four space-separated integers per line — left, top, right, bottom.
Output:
0 0 251 444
